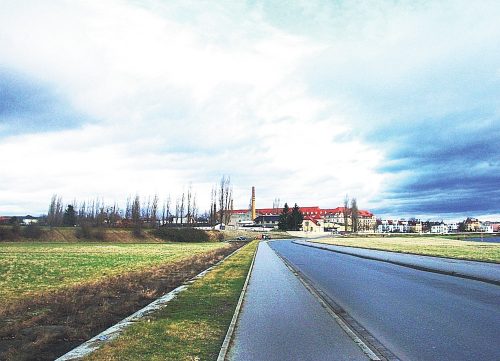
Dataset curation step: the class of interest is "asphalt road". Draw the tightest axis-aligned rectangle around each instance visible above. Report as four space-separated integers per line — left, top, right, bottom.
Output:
228 242 370 361
270 240 500 361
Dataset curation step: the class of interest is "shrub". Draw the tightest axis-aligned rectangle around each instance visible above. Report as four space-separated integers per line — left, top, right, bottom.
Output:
153 228 210 242
22 224 44 239
76 223 108 240
75 223 92 239
132 226 144 238
93 227 107 241
0 227 14 241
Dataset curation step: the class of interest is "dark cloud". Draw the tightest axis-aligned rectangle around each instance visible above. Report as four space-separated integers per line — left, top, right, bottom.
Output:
0 70 84 135
372 112 500 216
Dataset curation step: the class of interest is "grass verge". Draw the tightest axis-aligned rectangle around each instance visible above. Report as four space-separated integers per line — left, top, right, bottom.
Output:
85 240 259 361
312 237 500 263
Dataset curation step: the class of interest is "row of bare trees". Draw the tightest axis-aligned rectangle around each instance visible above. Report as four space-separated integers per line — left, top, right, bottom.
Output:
342 195 373 232
343 195 360 232
208 175 233 227
45 186 199 228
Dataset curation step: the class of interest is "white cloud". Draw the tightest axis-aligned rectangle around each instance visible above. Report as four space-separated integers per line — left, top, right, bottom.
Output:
1 0 498 216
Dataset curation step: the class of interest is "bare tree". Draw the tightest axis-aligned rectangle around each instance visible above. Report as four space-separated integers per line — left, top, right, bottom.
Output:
186 186 192 224
161 201 166 226
151 194 158 228
180 191 185 226
97 199 106 226
175 197 180 224
273 198 281 214
131 195 141 227
109 203 119 227
218 176 233 227
143 196 151 224
343 194 350 232
78 201 86 223
125 196 132 220
47 194 58 226
351 198 359 233
54 196 63 226
209 187 216 226
166 195 171 224
224 184 233 225
192 194 198 224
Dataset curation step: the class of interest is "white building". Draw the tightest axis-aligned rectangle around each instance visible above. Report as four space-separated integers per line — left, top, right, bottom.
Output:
431 224 449 234
479 224 494 233
447 223 459 233
22 215 38 225
377 220 410 233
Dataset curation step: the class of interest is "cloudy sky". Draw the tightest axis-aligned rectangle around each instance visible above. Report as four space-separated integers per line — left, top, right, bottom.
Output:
1 0 499 220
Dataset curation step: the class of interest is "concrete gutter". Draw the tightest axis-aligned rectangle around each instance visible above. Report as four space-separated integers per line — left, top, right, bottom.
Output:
56 245 246 361
217 241 259 361
293 240 500 286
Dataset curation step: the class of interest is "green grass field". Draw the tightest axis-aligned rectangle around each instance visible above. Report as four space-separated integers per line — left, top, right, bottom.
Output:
86 240 258 361
313 236 500 263
0 242 230 302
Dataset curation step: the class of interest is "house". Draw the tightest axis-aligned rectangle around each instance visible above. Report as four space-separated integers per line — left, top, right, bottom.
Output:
0 216 11 225
377 219 408 233
303 216 323 232
464 217 481 232
22 215 39 225
431 223 449 234
447 223 459 233
408 220 423 233
490 223 500 232
481 221 500 233
479 224 494 233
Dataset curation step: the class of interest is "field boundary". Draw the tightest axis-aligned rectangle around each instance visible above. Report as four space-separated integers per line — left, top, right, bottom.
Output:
56 244 246 361
216 241 259 361
294 240 500 286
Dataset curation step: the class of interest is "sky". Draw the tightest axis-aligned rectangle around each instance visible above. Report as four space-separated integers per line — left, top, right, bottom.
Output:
0 0 499 221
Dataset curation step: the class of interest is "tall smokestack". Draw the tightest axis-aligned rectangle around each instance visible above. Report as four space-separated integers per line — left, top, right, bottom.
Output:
251 186 256 220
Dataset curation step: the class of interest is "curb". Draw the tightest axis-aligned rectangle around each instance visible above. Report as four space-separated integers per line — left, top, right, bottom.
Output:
292 240 500 286
217 241 260 361
56 244 248 361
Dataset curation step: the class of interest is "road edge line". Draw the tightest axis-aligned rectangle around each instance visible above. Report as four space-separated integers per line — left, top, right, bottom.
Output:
269 243 387 361
293 240 500 286
56 243 248 361
217 241 260 361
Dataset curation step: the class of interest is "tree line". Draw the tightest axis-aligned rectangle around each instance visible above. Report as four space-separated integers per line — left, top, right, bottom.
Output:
45 188 199 229
44 176 235 230
208 175 233 227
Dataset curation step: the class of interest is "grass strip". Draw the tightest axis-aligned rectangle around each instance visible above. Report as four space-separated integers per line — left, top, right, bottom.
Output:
85 240 259 361
313 237 500 263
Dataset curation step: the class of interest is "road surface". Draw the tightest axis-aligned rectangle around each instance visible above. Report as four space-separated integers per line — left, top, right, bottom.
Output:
270 240 500 361
228 242 371 361
294 239 500 284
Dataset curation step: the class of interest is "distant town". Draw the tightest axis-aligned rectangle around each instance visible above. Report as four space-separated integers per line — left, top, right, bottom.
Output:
1 186 498 235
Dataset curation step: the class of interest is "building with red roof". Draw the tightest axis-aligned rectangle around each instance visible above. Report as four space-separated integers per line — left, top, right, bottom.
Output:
229 205 376 232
